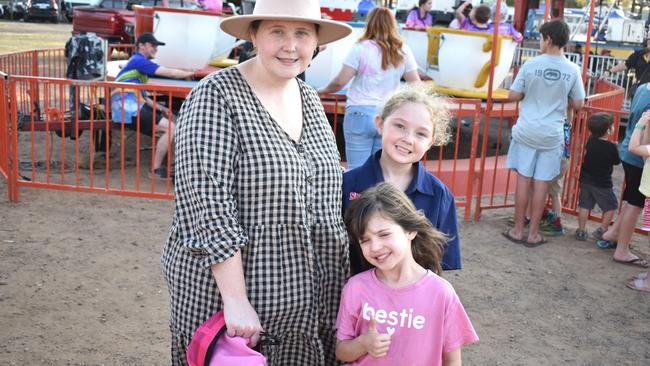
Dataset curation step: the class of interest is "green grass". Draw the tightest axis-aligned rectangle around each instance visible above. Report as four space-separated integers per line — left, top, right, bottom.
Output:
0 20 72 54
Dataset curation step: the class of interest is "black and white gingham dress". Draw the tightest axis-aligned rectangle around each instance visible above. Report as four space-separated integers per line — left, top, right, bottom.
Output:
162 67 349 365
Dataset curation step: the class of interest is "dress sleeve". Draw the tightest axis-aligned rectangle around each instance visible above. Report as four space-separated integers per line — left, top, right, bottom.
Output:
173 77 247 269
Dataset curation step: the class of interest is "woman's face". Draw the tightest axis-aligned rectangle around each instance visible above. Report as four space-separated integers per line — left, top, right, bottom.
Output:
422 0 432 11
250 20 318 80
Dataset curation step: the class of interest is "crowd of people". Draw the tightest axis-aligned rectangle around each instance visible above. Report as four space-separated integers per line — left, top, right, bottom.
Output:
105 1 648 365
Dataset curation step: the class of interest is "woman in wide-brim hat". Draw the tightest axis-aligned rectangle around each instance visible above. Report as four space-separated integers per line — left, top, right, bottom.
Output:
161 0 352 365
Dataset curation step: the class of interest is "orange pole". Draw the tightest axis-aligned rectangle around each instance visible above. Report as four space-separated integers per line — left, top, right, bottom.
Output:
544 0 551 21
581 0 596 84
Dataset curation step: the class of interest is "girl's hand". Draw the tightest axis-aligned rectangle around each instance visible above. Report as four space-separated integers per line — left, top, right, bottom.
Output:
222 297 263 347
360 318 391 358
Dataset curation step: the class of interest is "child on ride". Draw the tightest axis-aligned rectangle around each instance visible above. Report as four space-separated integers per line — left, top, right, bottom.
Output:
342 86 460 274
336 182 478 365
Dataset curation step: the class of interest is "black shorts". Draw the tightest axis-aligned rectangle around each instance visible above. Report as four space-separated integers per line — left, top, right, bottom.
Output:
129 104 165 137
578 182 618 212
622 161 644 208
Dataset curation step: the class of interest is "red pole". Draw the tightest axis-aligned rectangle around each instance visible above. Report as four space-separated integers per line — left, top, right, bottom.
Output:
544 0 551 22
485 1 501 112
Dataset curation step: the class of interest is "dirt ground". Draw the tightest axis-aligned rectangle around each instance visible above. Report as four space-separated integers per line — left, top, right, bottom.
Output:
1 173 649 365
2 18 650 366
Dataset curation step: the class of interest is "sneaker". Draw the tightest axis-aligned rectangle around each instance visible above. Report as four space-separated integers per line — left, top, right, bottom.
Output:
575 229 588 241
540 217 565 236
591 227 605 241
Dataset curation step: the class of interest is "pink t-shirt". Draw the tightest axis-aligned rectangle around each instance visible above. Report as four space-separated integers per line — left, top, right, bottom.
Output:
343 40 418 107
336 269 478 366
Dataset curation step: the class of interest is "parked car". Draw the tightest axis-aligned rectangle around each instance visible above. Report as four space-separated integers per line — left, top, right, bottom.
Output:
1 0 27 19
62 0 98 20
72 0 193 43
24 0 59 22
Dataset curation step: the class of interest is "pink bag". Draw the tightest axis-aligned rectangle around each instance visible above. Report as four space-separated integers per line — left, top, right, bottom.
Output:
186 311 267 366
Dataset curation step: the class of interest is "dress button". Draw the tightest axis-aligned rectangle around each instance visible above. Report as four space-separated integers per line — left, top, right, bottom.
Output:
307 204 313 211
306 176 313 183
296 143 305 153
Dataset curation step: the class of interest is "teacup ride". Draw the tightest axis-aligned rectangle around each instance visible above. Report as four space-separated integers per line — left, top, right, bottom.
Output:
132 5 239 71
423 27 518 100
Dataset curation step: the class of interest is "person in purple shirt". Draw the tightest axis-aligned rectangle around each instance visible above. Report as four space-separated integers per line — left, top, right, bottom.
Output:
455 1 490 32
342 87 461 274
405 0 433 30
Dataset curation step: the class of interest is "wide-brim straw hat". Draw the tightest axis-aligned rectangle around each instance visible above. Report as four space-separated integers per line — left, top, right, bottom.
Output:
220 0 353 45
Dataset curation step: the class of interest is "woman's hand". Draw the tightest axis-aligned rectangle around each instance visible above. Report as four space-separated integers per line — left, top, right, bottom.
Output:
222 297 263 347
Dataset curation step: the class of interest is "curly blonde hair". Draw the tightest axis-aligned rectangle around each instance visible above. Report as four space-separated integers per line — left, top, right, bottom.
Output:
379 84 452 146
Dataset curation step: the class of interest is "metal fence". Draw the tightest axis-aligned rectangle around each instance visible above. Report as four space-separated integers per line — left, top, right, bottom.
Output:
507 47 635 113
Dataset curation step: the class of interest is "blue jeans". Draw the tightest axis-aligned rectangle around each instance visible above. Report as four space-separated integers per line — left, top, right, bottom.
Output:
343 105 381 170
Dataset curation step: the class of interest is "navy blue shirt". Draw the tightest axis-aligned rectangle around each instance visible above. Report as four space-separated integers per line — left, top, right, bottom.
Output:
342 151 462 273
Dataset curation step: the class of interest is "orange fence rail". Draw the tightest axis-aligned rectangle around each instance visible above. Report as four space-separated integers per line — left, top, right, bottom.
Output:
0 49 631 226
473 79 626 223
0 72 8 180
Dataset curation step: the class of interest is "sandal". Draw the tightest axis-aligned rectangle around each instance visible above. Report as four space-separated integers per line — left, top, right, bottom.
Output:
523 234 548 248
626 278 650 293
613 256 649 268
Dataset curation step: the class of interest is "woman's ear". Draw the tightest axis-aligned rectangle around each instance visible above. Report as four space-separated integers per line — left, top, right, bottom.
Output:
374 115 384 135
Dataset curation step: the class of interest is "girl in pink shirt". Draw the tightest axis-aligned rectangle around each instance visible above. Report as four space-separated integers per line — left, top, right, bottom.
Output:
336 182 478 365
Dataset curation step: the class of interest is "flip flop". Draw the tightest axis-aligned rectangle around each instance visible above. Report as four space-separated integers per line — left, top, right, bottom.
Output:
502 229 523 244
628 272 649 281
596 239 617 249
625 278 650 293
613 256 649 268
523 234 548 248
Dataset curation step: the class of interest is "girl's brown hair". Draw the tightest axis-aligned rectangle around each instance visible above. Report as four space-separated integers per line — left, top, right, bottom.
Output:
344 182 447 275
359 7 405 70
379 84 452 147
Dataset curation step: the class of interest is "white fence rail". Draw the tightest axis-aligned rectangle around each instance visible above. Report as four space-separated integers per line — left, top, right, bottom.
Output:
504 47 635 113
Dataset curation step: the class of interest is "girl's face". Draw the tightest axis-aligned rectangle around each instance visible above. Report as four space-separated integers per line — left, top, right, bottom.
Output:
250 20 318 80
422 0 432 11
359 213 416 274
376 102 434 166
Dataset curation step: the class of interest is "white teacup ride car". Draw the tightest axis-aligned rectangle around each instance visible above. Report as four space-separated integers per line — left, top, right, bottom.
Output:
149 7 238 70
421 27 518 99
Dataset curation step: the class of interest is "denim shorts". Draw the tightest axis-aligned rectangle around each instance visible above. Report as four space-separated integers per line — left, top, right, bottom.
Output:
343 105 381 170
506 140 563 181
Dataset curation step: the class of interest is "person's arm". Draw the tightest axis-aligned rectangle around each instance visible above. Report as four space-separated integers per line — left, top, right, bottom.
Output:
508 90 524 101
155 65 195 80
336 318 391 362
442 348 462 366
628 111 650 157
318 65 356 94
455 1 470 21
211 252 263 345
568 98 584 111
404 70 420 82
174 79 262 344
